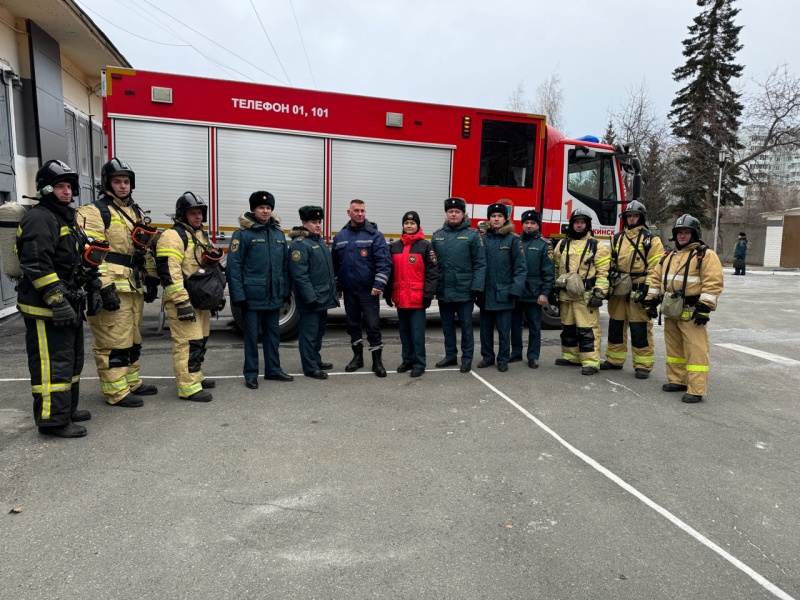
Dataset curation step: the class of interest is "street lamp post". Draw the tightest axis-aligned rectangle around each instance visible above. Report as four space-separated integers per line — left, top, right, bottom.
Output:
713 150 728 253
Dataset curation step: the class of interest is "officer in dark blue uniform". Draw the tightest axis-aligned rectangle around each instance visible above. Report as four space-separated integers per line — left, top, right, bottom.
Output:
288 205 339 379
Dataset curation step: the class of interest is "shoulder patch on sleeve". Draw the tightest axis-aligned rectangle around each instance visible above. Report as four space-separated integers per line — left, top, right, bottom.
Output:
231 239 240 252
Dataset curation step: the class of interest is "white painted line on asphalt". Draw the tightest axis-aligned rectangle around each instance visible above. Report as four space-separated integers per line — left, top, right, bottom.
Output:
716 344 800 367
470 370 796 600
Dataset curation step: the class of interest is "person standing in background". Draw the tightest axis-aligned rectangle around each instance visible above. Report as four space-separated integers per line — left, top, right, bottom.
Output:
733 232 748 275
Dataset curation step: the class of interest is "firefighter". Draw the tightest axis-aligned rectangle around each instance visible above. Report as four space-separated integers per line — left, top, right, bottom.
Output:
431 197 487 373
331 199 392 377
155 193 223 401
227 191 292 390
77 158 160 407
478 203 526 372
510 209 555 369
600 200 664 379
644 215 724 403
553 208 611 375
288 205 339 379
384 211 439 377
17 161 90 437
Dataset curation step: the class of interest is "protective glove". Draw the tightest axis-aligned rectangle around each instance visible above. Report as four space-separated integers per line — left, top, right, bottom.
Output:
641 295 661 308
100 284 121 312
646 306 659 320
131 251 146 268
143 276 160 303
423 298 432 309
232 299 248 310
176 301 196 322
215 298 226 312
385 295 394 308
692 302 712 326
587 287 604 308
51 299 78 328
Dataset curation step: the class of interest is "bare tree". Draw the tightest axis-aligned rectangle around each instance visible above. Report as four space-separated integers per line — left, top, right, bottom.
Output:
533 69 565 132
610 79 676 220
736 64 800 166
507 80 534 113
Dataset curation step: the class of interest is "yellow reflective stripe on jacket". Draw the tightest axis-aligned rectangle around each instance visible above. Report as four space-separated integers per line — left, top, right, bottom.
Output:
71 374 81 384
110 215 127 227
84 229 106 241
164 282 184 296
686 364 709 372
156 247 185 261
32 272 59 289
595 256 611 267
59 226 72 237
666 356 686 364
18 303 53 318
114 281 133 292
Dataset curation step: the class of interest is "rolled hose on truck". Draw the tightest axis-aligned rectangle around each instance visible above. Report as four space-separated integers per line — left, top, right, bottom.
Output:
0 201 26 279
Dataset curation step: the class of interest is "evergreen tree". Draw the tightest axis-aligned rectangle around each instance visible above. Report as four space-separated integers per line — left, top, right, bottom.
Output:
669 0 745 226
602 120 617 146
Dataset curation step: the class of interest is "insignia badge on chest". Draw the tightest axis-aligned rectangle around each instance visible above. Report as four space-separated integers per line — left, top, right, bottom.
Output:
360 249 368 257
408 256 416 263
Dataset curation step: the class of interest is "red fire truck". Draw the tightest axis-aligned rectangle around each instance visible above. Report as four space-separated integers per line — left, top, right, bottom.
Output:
101 68 639 333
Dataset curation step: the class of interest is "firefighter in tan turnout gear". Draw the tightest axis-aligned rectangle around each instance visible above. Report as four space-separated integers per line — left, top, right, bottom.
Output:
600 200 664 379
644 214 724 403
77 158 160 407
553 208 611 375
155 193 224 402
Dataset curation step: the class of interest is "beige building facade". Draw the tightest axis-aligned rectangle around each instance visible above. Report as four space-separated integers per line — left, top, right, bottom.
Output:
0 0 130 315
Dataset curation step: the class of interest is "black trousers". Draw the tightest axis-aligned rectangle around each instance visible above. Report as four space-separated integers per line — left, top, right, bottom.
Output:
25 317 84 427
343 290 382 350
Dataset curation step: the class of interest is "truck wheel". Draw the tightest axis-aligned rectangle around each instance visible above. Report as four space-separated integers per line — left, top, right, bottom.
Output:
230 295 302 340
541 292 562 330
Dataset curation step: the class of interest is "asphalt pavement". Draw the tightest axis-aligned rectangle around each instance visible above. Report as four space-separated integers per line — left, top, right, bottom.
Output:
1 272 799 599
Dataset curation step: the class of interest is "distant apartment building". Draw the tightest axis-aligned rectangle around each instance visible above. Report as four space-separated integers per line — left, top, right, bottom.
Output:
738 126 800 190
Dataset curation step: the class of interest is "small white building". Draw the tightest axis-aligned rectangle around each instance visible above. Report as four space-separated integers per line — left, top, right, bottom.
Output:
0 0 130 316
762 207 800 268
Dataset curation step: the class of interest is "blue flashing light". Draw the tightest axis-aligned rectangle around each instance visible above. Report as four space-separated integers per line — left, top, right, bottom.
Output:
576 135 600 143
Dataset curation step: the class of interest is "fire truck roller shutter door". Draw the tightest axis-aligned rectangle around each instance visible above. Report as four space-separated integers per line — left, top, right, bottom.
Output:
330 140 453 239
112 120 209 230
216 129 324 236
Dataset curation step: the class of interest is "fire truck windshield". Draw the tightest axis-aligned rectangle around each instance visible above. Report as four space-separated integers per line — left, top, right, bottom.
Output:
566 152 618 226
479 120 537 188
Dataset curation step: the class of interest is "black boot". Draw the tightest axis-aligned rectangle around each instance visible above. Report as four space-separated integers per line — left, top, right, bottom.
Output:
371 349 387 378
345 343 364 372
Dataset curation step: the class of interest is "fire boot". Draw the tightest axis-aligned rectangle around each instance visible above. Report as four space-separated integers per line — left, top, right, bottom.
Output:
345 343 364 372
371 349 387 378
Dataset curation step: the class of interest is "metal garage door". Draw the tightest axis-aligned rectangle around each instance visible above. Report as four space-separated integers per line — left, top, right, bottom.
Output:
216 129 324 238
112 119 209 228
330 140 453 239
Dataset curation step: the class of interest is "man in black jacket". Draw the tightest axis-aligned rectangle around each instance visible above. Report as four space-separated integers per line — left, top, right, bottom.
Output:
16 161 92 438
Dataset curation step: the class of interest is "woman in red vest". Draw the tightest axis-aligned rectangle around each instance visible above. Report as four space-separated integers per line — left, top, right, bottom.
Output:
384 211 439 377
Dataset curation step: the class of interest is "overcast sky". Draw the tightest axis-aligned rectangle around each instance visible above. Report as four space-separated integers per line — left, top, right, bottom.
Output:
76 0 798 139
